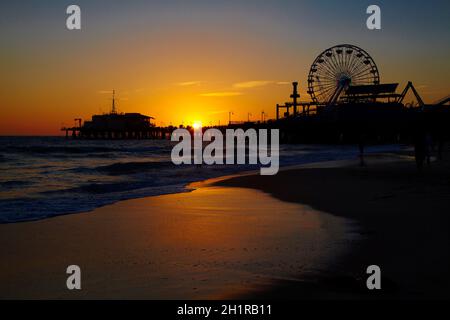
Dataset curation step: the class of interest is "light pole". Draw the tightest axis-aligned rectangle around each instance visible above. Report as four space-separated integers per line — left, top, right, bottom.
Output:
229 111 234 125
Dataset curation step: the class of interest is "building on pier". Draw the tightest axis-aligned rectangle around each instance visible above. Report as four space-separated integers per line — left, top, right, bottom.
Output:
62 90 172 139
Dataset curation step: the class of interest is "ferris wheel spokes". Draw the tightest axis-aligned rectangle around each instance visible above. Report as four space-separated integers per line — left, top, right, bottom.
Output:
307 44 380 105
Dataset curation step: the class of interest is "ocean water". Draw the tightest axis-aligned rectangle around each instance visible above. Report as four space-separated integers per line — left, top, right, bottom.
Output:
0 136 402 223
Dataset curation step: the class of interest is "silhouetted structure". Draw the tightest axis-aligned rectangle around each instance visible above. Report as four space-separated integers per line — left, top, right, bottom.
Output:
272 44 450 167
62 90 177 139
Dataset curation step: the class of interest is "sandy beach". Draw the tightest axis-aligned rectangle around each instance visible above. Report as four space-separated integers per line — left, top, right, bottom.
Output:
0 174 354 299
215 154 450 299
1 154 450 299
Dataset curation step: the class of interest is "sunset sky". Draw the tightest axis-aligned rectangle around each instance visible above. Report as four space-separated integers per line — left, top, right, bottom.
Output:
1 0 449 135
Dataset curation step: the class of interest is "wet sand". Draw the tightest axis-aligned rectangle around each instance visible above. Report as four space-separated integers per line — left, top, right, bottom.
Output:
215 155 450 299
1 154 449 299
0 181 354 299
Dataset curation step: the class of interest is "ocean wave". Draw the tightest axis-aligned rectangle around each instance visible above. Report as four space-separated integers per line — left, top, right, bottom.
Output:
0 137 406 224
40 180 158 195
94 161 175 175
0 180 33 189
4 145 122 154
0 183 188 223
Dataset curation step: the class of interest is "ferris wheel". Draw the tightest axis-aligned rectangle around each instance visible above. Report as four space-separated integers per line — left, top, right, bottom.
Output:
307 44 380 105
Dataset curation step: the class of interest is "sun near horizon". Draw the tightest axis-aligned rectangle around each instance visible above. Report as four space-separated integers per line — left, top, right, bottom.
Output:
192 121 203 130
1 1 449 136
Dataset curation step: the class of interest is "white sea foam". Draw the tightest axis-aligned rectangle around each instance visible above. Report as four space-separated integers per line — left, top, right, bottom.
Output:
0 136 405 223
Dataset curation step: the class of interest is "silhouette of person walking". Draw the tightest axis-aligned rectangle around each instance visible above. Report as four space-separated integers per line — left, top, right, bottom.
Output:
358 134 366 167
413 131 426 171
425 133 433 165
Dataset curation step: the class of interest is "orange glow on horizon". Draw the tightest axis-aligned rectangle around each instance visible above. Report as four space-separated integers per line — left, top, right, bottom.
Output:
1 3 449 136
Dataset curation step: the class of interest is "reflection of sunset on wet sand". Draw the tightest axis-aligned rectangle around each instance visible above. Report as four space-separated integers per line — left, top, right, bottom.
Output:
0 183 353 299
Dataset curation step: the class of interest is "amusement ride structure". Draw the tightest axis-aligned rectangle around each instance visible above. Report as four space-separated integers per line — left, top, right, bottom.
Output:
308 44 380 106
274 44 450 149
63 44 449 149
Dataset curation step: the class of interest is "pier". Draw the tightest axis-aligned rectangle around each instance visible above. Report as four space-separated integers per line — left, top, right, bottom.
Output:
62 91 177 140
63 45 450 148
